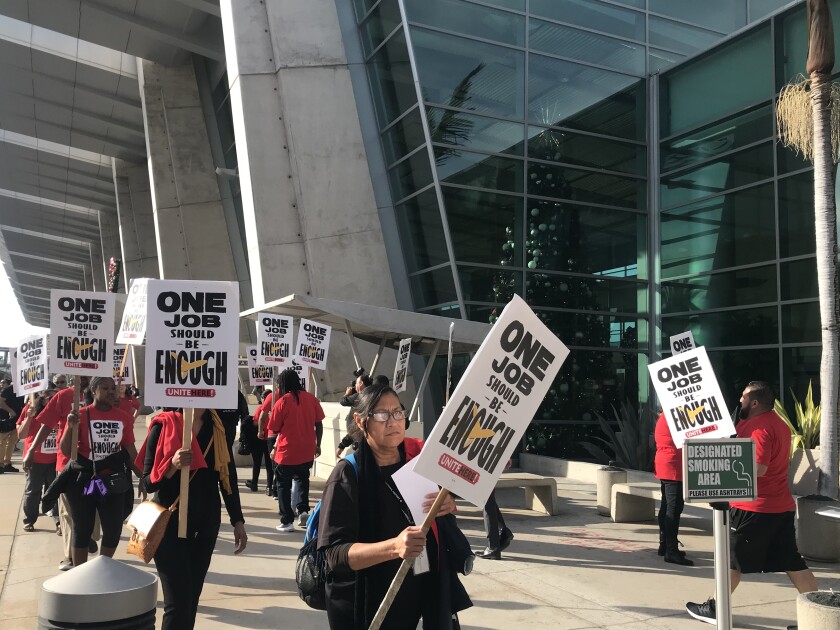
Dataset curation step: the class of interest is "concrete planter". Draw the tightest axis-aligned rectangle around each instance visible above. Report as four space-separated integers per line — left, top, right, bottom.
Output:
796 495 840 562
595 466 627 516
797 591 840 629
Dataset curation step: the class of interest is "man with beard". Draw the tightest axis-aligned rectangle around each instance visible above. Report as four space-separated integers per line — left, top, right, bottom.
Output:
685 381 817 625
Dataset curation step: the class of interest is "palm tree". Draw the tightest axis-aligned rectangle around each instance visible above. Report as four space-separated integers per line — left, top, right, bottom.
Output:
777 0 840 499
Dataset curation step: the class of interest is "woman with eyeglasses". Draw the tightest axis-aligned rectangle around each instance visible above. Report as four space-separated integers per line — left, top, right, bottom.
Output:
264 367 325 532
317 385 472 629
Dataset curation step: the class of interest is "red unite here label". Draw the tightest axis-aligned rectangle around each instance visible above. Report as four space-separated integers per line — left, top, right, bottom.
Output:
685 424 717 439
438 453 480 485
165 388 217 398
64 361 98 369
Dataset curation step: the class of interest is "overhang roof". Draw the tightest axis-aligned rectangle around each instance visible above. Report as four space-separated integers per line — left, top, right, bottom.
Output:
241 295 491 356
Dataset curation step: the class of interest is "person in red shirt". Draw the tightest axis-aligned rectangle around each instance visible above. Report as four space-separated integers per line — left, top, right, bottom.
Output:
245 389 273 494
686 381 818 624
116 384 141 420
17 388 60 532
264 368 324 531
60 376 136 567
654 411 692 566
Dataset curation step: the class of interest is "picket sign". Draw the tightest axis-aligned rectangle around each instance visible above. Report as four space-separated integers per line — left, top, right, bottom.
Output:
247 345 274 386
116 278 149 345
113 346 133 386
292 318 331 370
256 312 293 366
369 295 570 629
15 334 49 395
669 330 696 355
393 338 411 393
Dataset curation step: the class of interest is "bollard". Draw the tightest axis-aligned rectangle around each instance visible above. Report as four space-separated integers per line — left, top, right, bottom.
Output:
38 556 157 629
797 591 840 629
596 462 626 516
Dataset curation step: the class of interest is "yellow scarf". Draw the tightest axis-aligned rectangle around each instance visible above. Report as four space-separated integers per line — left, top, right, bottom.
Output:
208 410 232 495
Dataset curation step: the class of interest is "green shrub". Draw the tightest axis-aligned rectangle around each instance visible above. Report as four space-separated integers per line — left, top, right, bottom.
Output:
775 380 821 455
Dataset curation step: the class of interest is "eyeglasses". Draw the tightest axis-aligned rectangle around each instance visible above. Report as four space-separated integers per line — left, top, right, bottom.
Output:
368 409 407 424
55 380 67 385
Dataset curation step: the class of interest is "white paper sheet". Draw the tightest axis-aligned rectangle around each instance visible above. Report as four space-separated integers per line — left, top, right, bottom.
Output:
392 457 440 575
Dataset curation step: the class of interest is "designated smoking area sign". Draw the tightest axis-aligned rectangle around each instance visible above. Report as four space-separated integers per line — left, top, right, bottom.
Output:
683 438 756 502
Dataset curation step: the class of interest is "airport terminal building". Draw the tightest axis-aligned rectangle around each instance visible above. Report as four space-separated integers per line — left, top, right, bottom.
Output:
0 0 822 457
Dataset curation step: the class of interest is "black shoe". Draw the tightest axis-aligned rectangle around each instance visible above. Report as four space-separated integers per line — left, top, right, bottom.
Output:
88 539 98 554
685 598 716 624
479 546 501 560
3 464 18 473
245 480 258 492
0 467 4 474
499 528 514 552
659 540 686 557
664 552 694 566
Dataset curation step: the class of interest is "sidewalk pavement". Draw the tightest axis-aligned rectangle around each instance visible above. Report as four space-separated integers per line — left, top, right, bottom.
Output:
1 428 838 629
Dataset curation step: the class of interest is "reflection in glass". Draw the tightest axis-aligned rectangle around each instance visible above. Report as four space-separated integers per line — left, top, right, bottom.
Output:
529 54 645 140
442 187 523 266
661 184 776 278
435 148 523 192
781 258 817 301
404 0 525 46
649 1 746 37
387 147 434 201
526 273 646 314
662 306 778 348
528 161 646 209
660 142 774 209
522 200 645 277
662 265 777 313
368 31 418 127
430 108 524 156
708 348 779 407
458 266 522 304
412 27 525 118
382 107 425 165
528 126 646 175
530 0 645 41
782 302 820 344
779 3 840 87
778 173 815 258
649 48 685 74
537 310 645 349
359 0 402 57
649 16 724 56
782 347 820 413
410 267 459 307
394 188 449 272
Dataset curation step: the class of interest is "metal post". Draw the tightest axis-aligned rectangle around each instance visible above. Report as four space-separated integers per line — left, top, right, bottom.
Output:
409 340 440 423
713 506 732 630
368 337 388 375
343 319 363 370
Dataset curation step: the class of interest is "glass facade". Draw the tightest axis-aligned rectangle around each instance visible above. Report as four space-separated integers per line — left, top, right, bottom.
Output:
352 0 820 459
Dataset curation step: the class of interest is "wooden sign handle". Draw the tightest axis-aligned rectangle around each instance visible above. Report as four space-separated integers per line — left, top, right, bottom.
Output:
69 381 81 461
178 407 194 539
116 345 131 388
368 488 450 630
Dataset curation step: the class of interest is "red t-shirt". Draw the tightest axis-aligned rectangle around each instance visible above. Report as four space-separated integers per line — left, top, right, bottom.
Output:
267 391 324 465
258 392 275 436
730 410 795 513
118 396 140 417
18 403 58 465
74 405 135 462
38 387 76 471
654 412 682 481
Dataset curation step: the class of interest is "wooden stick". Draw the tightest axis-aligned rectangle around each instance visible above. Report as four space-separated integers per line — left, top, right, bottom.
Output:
368 488 450 630
178 407 194 539
116 345 131 388
69 381 81 461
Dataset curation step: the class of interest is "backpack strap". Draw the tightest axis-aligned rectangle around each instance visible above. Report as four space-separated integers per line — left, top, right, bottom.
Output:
304 453 358 543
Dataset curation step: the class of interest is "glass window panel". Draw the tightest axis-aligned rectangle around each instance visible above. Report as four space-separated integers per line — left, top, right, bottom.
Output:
660 143 774 209
523 200 645 277
612 0 644 7
411 27 525 118
778 173 815 258
537 311 646 349
528 19 645 76
410 267 459 307
529 127 646 175
353 0 379 22
464 303 506 324
782 302 821 343
528 161 646 209
649 16 725 56
394 188 450 271
662 26 773 137
782 347 821 411
382 108 425 165
479 0 525 11
649 0 747 34
781 258 818 301
662 306 778 348
777 144 811 174
649 48 686 74
661 184 776 278
662 265 777 313
387 147 434 201
368 31 418 127
526 273 647 313
708 348 779 407
429 108 524 156
749 0 793 22
661 105 772 174
779 3 840 86
359 0 402 56
419 304 463 318
443 186 524 266
404 0 525 46
529 54 645 140
435 148 523 192
530 0 645 41
458 266 522 303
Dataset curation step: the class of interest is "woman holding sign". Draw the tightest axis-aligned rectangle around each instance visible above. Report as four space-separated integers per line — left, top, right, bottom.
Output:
318 385 472 629
60 377 135 566
17 388 60 532
137 407 247 630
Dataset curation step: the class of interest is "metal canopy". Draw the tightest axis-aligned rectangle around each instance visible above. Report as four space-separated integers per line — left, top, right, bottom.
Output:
240 294 491 356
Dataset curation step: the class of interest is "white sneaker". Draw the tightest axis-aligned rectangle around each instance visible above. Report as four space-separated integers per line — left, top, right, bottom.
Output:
58 558 73 571
297 511 309 527
275 522 295 533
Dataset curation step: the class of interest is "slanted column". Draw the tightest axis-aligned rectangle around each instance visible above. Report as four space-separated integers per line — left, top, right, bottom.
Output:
136 59 237 282
98 209 121 279
112 158 160 283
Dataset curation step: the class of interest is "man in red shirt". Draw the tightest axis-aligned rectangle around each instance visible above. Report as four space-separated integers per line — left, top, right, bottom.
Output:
686 381 818 624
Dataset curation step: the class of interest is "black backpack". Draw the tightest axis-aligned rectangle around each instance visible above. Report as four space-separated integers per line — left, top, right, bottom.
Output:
296 453 357 610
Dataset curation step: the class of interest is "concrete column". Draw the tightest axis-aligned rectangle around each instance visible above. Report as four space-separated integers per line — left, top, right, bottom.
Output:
112 158 160 284
136 59 238 282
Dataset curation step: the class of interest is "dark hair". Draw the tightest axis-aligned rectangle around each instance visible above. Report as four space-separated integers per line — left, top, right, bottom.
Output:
358 374 373 387
372 374 390 387
261 389 272 402
349 385 400 440
278 368 303 402
746 381 775 408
